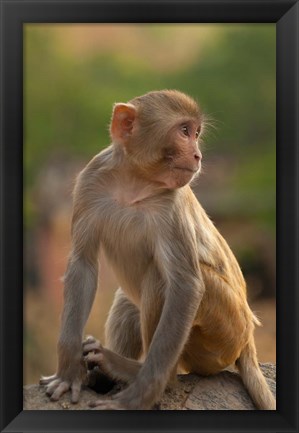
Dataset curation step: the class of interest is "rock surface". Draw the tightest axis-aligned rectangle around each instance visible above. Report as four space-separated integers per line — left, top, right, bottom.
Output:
24 363 276 410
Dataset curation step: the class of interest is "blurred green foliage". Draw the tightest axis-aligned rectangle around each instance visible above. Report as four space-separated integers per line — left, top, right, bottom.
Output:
24 24 275 230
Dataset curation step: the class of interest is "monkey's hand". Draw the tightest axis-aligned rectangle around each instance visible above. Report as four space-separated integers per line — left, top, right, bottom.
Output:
40 358 87 403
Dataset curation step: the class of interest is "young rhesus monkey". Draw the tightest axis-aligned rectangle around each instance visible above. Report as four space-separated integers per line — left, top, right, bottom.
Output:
40 90 276 410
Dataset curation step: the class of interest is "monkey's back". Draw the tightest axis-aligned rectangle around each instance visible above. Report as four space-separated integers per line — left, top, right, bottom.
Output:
180 188 258 373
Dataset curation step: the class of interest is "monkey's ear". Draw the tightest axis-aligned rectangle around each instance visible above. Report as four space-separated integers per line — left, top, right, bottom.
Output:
110 103 137 145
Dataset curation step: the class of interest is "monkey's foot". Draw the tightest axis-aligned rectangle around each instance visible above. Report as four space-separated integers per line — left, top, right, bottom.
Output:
89 391 141 410
89 385 151 410
84 350 115 379
83 335 142 384
83 336 117 380
82 335 102 355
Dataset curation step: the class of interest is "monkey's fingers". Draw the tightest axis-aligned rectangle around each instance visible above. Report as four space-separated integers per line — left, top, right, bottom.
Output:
71 379 82 404
84 352 104 365
82 335 102 352
40 374 57 385
45 379 61 396
50 381 70 401
83 342 102 355
82 335 98 346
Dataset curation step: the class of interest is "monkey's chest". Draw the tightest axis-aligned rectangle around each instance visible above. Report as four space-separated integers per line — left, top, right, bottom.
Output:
100 200 155 297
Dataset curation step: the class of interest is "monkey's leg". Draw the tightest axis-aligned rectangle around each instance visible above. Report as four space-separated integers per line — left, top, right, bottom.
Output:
82 289 143 384
82 275 172 395
105 288 142 360
180 325 233 376
181 266 276 410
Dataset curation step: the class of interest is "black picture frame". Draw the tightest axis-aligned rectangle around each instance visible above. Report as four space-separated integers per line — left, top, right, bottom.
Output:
0 0 298 432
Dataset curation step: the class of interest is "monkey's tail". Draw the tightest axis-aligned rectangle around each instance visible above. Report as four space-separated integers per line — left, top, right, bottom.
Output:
236 336 276 410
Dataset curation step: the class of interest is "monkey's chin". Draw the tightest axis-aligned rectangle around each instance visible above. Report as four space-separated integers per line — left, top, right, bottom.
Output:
173 170 197 188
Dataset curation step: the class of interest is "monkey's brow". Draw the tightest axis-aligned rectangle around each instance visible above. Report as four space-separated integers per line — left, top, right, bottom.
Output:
178 118 202 128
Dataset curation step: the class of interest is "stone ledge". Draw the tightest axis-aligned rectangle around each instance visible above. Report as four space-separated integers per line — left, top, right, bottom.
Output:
24 363 276 410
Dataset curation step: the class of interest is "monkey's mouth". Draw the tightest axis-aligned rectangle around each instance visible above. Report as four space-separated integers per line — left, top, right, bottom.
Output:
174 167 198 173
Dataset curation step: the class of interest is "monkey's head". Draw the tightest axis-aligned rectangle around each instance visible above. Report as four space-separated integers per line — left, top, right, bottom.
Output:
110 90 204 189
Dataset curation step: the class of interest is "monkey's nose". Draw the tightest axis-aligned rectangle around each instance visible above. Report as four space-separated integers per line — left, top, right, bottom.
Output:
194 152 202 162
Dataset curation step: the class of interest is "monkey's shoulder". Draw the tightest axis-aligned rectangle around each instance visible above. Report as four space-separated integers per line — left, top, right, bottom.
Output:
76 147 114 182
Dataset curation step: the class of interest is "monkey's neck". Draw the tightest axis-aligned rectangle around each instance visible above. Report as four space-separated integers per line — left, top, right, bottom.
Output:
112 179 167 206
112 171 168 205
111 149 173 205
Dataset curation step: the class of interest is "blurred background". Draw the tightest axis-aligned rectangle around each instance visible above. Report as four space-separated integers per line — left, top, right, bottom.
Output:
24 24 276 385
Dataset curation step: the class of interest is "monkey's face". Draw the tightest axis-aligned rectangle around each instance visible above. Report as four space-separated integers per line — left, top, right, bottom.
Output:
159 120 202 188
110 90 204 189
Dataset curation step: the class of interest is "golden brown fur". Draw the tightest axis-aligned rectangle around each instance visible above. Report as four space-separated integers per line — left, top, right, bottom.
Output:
41 90 275 410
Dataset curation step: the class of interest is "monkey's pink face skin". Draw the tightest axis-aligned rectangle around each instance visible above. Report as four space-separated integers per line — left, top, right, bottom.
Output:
159 121 202 189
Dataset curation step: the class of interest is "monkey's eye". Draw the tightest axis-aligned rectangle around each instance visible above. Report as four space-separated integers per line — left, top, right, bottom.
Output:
195 126 202 139
181 125 189 137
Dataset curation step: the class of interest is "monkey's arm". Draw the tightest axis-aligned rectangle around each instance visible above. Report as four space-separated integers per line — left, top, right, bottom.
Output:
135 252 204 408
40 212 100 403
